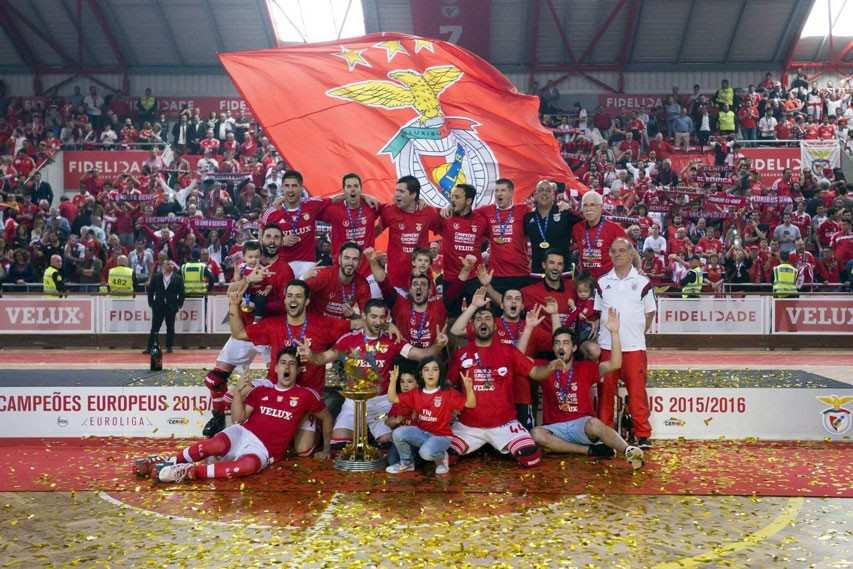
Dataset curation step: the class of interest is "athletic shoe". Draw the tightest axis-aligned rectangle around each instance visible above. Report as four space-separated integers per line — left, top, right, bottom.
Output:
156 462 194 483
133 455 175 478
434 452 450 475
624 446 645 470
587 443 615 458
142 349 151 355
385 462 415 474
202 412 226 438
637 437 652 450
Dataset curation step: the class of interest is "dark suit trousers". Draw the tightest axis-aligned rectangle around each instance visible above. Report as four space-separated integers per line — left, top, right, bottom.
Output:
149 305 177 349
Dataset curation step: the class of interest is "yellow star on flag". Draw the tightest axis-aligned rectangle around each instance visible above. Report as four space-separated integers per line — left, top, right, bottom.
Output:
373 40 408 62
333 46 371 71
413 39 434 54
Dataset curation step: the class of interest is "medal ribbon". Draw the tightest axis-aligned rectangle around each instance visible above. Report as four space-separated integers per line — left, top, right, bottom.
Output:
584 222 605 255
501 317 518 346
555 366 576 405
411 307 428 345
535 211 550 243
288 203 303 237
285 317 308 347
495 207 512 241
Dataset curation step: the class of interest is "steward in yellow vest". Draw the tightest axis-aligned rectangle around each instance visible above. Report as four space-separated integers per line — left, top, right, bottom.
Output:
680 257 704 298
108 255 134 295
772 251 798 298
718 104 736 133
181 253 210 297
43 255 66 297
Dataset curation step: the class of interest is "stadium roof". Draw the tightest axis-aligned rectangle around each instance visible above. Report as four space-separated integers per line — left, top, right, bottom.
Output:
0 0 849 86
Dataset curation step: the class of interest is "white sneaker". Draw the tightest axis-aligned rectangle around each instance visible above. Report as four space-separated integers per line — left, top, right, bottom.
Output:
624 446 644 471
385 462 415 474
157 463 194 482
435 452 450 475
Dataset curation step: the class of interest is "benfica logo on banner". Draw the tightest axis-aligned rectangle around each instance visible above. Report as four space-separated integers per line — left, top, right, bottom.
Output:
219 33 582 207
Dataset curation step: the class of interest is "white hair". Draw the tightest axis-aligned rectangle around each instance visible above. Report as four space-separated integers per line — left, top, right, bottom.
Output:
581 191 603 205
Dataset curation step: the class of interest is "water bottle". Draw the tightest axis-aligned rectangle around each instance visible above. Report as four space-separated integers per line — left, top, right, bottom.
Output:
150 340 163 371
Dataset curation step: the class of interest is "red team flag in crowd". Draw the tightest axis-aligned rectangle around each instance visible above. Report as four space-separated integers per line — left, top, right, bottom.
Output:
219 33 583 209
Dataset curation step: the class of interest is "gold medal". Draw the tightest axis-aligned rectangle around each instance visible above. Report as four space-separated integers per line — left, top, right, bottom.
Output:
494 237 505 244
539 241 550 249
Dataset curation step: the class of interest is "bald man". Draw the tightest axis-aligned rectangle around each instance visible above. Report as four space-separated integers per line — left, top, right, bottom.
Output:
108 255 135 296
43 254 66 297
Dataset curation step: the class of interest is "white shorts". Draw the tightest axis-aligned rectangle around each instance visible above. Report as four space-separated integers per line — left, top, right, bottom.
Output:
221 424 272 468
217 337 271 368
450 419 534 455
289 261 316 280
333 394 392 439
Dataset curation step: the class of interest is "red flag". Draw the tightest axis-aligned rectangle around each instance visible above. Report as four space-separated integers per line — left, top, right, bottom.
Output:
219 33 583 207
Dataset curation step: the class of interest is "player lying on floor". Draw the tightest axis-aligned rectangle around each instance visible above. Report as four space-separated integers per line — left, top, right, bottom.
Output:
134 347 333 482
518 308 644 470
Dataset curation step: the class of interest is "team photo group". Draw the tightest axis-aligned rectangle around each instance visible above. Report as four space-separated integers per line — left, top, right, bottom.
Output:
134 170 653 483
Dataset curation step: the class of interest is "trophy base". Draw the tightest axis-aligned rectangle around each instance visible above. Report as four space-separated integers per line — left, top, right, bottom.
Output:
334 457 386 472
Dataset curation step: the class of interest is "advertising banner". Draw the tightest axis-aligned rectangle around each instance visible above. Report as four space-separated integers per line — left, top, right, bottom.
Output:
0 298 95 334
741 146 801 184
156 97 251 117
63 151 202 190
0 387 210 438
207 295 231 334
657 297 768 335
772 297 853 335
648 387 853 440
598 94 665 116
99 296 206 334
409 0 491 58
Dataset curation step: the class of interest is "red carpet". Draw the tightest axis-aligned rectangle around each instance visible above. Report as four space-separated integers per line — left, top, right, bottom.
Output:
1 437 850 498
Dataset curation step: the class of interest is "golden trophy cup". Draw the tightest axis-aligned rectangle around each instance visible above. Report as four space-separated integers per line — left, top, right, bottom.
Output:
334 349 386 472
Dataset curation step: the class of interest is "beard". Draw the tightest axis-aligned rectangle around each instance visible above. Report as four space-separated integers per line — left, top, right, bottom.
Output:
261 244 278 257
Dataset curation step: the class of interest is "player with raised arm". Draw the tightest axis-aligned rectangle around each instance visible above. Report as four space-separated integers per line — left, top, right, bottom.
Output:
135 347 333 482
519 310 644 470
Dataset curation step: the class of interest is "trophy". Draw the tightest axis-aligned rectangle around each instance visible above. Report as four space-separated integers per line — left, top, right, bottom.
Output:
334 348 386 472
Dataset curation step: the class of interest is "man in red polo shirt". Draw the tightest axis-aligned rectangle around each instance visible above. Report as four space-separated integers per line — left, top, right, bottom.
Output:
378 175 442 290
260 170 329 278
572 191 627 278
475 178 534 293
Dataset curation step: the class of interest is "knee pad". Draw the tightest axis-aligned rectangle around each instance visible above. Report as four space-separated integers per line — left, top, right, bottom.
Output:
513 445 543 468
204 368 231 392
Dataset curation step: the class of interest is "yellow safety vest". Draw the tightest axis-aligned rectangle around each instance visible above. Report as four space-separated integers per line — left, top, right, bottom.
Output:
108 266 134 295
182 262 208 296
43 266 61 297
139 95 156 112
718 111 735 132
716 87 734 107
772 263 798 297
682 267 704 298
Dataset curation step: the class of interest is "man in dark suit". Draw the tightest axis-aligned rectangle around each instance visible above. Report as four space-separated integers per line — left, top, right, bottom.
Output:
186 118 204 154
146 254 185 354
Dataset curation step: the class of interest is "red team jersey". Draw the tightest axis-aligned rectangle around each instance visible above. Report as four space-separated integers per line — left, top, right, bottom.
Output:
306 265 371 319
260 257 296 316
464 319 551 404
479 204 531 277
245 315 350 392
379 204 441 289
391 296 447 349
541 360 598 425
396 388 467 436
572 220 627 278
332 331 404 393
317 201 380 276
448 342 534 428
522 278 578 331
244 384 325 459
261 198 329 262
437 211 489 281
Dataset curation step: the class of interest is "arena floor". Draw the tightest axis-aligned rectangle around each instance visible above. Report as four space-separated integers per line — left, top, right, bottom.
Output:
0 348 851 568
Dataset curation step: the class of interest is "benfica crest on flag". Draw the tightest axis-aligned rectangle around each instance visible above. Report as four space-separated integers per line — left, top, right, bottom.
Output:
219 33 582 206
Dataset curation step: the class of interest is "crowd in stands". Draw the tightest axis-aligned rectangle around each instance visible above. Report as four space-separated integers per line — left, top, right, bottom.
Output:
538 71 853 291
0 71 851 293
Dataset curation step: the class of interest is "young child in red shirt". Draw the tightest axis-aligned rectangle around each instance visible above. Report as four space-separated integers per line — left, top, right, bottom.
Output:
386 357 475 475
237 240 272 320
